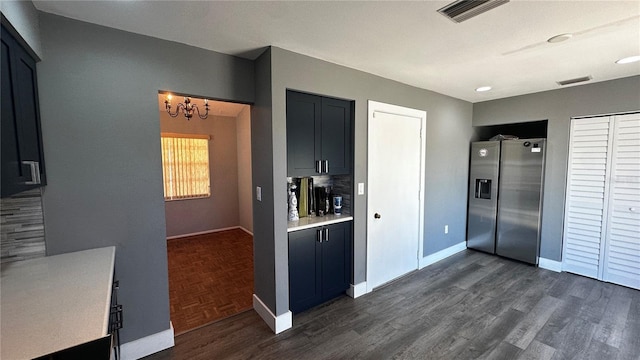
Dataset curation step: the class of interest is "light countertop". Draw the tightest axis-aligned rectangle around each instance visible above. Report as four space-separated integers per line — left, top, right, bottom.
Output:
1 246 116 360
288 214 353 232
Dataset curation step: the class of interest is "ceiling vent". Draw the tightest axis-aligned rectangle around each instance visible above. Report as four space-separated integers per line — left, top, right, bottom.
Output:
557 76 593 86
438 0 510 23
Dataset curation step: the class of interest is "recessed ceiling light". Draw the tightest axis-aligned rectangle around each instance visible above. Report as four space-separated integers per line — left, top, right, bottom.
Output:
616 55 640 64
475 86 492 92
547 33 573 43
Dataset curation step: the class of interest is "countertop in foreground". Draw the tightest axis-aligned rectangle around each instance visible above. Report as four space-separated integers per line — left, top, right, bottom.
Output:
1 246 115 359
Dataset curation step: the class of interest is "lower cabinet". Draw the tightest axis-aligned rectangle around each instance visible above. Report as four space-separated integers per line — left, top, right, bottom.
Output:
289 221 352 314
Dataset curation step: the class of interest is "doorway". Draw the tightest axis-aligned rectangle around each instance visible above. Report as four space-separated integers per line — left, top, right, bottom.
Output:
366 101 426 292
157 93 254 334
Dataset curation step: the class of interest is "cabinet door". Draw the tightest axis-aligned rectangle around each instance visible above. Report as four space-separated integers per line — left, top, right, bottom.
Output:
286 91 321 177
321 97 351 175
288 227 322 313
1 25 46 197
1 33 25 196
321 222 351 300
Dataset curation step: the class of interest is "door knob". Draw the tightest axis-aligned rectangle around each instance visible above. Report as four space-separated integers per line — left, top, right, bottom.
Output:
374 213 381 219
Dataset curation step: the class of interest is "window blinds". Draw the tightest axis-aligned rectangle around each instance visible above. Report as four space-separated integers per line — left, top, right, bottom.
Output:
161 133 210 200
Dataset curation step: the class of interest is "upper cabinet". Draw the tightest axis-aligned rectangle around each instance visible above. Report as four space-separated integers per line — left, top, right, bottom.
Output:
1 24 46 197
286 90 352 176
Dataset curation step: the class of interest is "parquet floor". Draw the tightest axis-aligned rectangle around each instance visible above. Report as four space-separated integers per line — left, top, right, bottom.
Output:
167 228 253 335
147 249 640 360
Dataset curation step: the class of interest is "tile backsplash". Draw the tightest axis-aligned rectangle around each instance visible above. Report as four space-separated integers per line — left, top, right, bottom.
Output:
331 175 352 214
290 174 352 216
1 189 46 263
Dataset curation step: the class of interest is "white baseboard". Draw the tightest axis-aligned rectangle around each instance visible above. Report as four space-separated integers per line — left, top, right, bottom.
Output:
346 282 368 298
253 294 292 334
419 241 467 269
538 257 562 272
120 323 174 360
238 226 253 236
166 226 246 240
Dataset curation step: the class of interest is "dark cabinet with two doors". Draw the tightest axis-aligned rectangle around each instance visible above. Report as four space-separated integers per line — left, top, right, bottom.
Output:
1 23 46 198
288 221 352 313
286 90 352 177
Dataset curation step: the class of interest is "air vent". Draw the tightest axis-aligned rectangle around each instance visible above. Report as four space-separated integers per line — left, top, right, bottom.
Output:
438 0 510 23
557 76 593 86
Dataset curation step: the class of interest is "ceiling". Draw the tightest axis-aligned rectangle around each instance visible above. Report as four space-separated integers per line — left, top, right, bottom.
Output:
34 1 640 103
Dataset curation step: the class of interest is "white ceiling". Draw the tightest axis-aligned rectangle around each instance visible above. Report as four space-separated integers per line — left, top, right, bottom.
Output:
34 0 640 103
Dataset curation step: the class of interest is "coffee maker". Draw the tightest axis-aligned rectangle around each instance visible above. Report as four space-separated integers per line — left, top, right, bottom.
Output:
314 187 331 216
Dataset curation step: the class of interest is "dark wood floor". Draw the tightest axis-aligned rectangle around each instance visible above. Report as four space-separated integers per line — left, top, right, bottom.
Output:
148 249 640 360
167 229 253 335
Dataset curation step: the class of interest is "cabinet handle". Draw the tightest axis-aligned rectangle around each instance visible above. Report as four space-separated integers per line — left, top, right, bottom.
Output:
323 160 329 173
324 228 329 242
22 161 41 185
315 160 321 174
317 228 323 243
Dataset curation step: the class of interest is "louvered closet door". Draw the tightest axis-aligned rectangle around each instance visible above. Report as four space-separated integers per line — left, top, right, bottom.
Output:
562 116 612 278
602 113 640 289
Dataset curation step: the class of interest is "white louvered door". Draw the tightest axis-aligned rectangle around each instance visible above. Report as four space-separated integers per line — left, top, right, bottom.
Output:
602 113 640 289
563 113 640 290
563 116 613 278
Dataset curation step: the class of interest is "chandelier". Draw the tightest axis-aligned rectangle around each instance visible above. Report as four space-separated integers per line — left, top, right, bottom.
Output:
164 95 209 120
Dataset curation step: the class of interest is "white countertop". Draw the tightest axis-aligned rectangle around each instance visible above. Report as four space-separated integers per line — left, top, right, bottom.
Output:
288 214 353 232
1 246 116 360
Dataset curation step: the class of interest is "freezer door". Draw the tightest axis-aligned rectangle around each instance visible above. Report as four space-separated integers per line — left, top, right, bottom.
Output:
467 141 500 254
496 139 546 264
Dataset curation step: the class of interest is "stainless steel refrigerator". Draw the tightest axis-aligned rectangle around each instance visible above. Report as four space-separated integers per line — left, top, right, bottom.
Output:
466 139 546 264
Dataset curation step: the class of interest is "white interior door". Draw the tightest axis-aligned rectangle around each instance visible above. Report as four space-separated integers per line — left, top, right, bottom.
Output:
367 101 425 291
562 116 612 278
563 113 640 290
602 113 640 289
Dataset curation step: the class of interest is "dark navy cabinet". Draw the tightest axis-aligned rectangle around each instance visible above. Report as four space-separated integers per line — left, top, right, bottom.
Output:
286 90 352 177
288 221 352 313
1 23 46 197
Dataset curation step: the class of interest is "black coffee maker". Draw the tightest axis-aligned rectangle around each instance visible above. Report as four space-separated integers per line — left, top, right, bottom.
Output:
314 187 332 216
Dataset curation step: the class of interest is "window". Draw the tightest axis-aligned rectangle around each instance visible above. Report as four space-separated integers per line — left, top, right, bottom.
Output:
161 133 210 200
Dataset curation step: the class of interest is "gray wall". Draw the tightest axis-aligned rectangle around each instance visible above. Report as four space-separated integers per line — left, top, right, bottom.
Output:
252 47 473 316
237 106 253 233
251 48 276 312
161 110 240 237
473 76 640 261
36 13 254 343
1 1 42 59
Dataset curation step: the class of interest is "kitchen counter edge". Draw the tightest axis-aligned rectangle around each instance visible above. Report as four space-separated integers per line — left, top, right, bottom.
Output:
287 214 353 232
